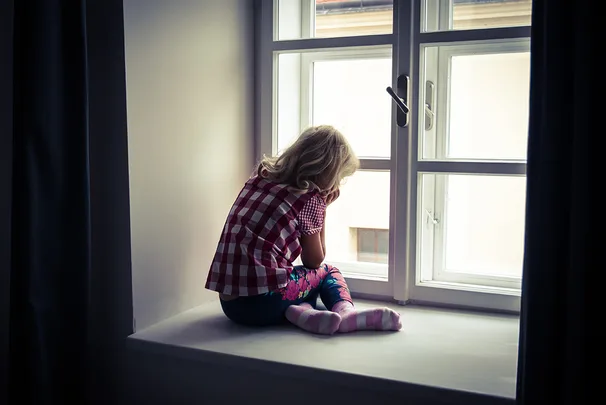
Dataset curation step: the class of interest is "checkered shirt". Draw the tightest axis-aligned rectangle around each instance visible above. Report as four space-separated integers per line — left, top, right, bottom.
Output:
205 175 326 296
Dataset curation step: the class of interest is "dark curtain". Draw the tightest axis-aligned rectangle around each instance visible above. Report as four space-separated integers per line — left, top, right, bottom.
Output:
0 0 15 403
10 1 91 403
517 0 593 404
8 1 133 404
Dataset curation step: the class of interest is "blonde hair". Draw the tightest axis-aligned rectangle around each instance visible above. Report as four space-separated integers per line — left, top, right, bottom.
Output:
257 125 359 194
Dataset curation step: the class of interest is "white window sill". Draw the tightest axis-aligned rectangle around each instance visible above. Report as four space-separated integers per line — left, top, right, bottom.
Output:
127 299 519 404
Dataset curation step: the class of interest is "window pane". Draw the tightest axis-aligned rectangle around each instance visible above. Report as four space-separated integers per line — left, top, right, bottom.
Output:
423 0 532 32
276 51 392 157
443 174 526 277
313 57 392 158
277 53 303 154
421 43 530 160
325 170 390 277
358 230 376 254
357 229 389 264
448 52 530 160
376 229 389 255
419 173 526 281
277 0 393 41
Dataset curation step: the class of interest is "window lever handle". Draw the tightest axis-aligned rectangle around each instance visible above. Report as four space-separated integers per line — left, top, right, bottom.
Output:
386 86 409 114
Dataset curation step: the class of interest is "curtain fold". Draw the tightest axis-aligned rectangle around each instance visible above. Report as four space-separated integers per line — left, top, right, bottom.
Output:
0 0 15 403
9 1 133 402
517 0 592 403
10 1 92 403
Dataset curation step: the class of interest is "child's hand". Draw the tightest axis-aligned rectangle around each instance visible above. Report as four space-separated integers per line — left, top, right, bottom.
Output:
324 189 340 206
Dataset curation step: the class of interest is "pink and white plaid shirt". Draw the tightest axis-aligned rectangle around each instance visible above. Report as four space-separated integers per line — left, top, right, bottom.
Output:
205 175 326 296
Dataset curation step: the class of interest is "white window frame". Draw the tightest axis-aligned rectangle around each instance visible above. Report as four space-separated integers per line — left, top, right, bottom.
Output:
300 47 393 138
429 174 527 291
276 46 393 284
422 0 452 32
406 1 531 312
275 0 314 41
301 48 394 291
422 39 530 291
433 40 531 162
264 0 397 299
258 0 532 312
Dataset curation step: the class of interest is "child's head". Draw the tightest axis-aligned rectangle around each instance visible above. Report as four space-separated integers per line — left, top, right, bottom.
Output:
258 125 359 194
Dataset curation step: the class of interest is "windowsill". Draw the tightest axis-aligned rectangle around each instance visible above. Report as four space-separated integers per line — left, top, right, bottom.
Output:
127 299 519 404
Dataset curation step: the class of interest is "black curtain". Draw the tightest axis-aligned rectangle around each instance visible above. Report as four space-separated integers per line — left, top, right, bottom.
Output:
10 1 91 403
8 1 133 404
0 0 15 403
517 0 593 404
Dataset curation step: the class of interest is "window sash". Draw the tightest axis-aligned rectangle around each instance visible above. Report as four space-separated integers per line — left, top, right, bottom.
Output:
432 39 531 163
298 47 393 139
417 38 529 290
258 0 530 311
430 174 524 290
403 0 528 310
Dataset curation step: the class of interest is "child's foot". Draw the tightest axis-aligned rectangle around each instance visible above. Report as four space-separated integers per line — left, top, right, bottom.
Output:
333 301 402 333
285 303 342 335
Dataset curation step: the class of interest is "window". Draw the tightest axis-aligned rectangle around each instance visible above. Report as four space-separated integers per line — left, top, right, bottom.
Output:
418 39 529 292
277 47 392 157
259 0 532 311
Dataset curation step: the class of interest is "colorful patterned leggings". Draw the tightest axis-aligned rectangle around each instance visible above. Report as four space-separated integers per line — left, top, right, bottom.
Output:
220 264 353 326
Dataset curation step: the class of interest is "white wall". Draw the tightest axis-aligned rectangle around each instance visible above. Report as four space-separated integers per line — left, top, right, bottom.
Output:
123 0 254 330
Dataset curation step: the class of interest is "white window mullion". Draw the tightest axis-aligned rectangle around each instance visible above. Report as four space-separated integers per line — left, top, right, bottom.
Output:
392 0 416 303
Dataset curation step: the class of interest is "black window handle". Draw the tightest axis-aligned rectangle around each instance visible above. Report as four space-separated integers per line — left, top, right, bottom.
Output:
386 87 409 113
386 75 410 127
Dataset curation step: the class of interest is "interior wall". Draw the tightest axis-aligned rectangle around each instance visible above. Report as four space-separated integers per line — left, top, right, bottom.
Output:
0 0 13 402
123 0 254 331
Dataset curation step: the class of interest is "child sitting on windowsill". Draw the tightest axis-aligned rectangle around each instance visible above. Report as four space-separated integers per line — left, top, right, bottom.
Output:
205 125 402 335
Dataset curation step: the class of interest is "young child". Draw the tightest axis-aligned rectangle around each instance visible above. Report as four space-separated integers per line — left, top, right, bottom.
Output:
205 125 402 335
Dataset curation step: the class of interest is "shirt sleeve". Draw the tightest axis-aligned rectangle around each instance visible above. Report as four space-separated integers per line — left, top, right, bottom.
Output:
298 194 326 236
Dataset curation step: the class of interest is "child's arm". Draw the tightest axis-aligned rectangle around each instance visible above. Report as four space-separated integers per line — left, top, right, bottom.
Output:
320 210 327 256
300 231 325 269
320 189 338 258
299 189 337 268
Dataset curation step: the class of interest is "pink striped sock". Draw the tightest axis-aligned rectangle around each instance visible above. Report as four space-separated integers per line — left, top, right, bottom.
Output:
285 303 342 335
333 301 402 333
